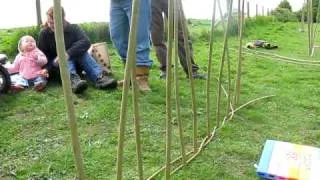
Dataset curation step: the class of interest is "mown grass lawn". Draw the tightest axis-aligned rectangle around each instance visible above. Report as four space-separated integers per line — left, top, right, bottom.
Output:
1 19 320 179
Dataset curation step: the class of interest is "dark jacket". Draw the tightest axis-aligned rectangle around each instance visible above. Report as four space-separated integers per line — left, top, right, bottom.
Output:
38 23 91 64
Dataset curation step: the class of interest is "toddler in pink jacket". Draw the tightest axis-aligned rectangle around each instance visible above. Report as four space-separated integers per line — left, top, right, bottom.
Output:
6 35 48 92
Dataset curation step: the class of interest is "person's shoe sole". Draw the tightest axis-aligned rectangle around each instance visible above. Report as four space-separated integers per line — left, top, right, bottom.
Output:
73 81 88 94
100 79 117 89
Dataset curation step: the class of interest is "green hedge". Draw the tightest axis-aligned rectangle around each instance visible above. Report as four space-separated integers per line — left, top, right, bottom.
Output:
0 22 111 58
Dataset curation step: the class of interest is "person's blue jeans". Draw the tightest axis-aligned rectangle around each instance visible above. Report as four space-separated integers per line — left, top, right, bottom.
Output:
110 0 153 67
50 52 102 82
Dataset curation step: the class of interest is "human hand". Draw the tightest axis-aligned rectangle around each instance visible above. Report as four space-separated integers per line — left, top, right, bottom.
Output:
53 53 69 66
53 57 59 66
38 69 49 78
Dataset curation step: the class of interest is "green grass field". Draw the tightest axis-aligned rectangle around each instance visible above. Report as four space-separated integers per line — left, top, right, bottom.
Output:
1 19 320 179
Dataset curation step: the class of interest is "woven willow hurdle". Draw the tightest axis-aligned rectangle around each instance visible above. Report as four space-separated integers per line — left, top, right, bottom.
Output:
53 0 274 179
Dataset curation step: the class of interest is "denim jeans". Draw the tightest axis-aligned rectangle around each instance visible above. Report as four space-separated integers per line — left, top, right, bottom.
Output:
110 0 153 67
49 52 102 83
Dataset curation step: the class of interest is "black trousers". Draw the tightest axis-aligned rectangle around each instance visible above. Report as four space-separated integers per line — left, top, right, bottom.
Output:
150 0 199 74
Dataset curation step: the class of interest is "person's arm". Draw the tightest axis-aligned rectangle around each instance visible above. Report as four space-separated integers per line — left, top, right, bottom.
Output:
6 55 21 74
35 49 48 67
66 24 91 58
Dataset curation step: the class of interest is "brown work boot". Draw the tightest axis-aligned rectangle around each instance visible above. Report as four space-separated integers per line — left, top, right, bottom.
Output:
136 75 151 92
118 66 151 92
136 66 151 92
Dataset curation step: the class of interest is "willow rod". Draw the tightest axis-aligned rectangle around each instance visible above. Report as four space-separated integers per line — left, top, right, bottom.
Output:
216 0 234 128
165 0 174 178
247 1 250 18
206 0 217 137
146 151 194 180
301 0 306 31
238 0 241 35
217 0 232 114
131 16 144 180
177 0 199 151
243 52 320 66
173 0 187 164
311 0 320 49
242 48 320 64
308 0 312 55
116 0 141 179
234 0 245 106
53 1 85 179
241 49 320 66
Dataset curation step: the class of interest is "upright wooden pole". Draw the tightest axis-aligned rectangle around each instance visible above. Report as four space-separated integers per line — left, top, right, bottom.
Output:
301 1 306 31
53 0 85 179
36 0 42 26
234 0 245 106
216 0 234 128
116 0 141 179
308 0 312 55
178 0 199 152
206 0 217 137
165 0 174 178
262 6 265 16
173 0 186 165
247 1 250 18
256 4 258 17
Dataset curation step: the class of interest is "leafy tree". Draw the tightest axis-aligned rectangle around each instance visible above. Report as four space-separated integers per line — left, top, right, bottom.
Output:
271 0 297 22
271 8 297 22
277 0 293 12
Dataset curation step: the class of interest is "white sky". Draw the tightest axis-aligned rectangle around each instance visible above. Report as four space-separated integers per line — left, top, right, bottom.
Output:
0 0 304 29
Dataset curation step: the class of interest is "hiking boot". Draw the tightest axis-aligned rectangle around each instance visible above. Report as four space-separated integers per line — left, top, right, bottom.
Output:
187 72 207 79
136 75 151 92
70 74 88 94
136 66 151 92
95 74 117 89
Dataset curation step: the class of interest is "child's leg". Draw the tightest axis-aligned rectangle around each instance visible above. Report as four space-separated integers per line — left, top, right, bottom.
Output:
10 75 28 92
33 76 47 92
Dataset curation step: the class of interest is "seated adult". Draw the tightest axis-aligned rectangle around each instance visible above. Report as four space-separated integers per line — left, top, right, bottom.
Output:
38 6 117 94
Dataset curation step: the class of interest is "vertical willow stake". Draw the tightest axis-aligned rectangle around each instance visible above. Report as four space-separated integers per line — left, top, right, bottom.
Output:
311 0 320 48
130 4 143 180
234 0 245 106
308 0 312 55
165 0 174 179
116 0 141 179
247 1 250 18
301 0 306 32
216 0 233 128
206 0 217 137
173 0 186 164
238 0 241 36
177 0 199 151
52 1 85 179
217 0 232 115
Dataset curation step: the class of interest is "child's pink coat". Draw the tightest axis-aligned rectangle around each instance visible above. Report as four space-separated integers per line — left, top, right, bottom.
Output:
7 48 47 80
